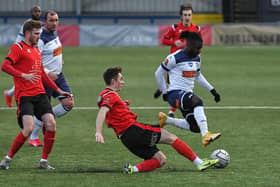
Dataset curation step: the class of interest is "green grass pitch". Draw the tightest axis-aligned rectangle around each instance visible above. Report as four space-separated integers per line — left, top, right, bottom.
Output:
0 46 279 186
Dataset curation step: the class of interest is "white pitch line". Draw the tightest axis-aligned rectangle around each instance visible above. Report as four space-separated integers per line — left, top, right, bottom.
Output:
1 106 280 110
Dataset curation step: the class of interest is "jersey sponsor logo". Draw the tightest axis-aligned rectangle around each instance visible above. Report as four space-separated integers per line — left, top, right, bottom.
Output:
182 71 196 78
53 46 62 56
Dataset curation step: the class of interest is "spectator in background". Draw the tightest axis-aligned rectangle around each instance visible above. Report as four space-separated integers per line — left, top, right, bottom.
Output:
4 5 42 107
154 5 202 117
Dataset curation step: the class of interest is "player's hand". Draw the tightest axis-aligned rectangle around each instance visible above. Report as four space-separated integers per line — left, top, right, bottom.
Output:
95 132 104 143
153 89 162 99
174 40 185 48
124 100 130 106
48 72 58 80
162 93 168 102
21 73 41 84
210 89 221 103
57 88 73 99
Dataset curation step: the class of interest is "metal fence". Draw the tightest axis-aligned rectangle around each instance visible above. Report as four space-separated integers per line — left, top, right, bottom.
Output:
0 0 222 14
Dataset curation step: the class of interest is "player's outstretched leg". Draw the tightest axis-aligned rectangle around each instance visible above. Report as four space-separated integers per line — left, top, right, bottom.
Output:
0 156 12 170
197 158 219 171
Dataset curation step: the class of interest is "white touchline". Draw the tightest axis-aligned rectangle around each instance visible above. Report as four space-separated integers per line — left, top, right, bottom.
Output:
1 106 280 110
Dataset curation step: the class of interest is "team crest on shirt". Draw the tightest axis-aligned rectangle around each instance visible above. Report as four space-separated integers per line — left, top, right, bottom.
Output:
164 59 169 65
104 97 110 103
27 49 31 53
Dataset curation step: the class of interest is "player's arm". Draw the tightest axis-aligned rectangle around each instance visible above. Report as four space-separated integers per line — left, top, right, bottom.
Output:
1 58 23 77
162 26 176 46
41 66 72 98
155 65 168 95
95 106 110 144
195 71 221 102
2 59 42 83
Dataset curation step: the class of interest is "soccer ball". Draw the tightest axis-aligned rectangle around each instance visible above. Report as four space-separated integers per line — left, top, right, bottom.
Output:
210 149 230 168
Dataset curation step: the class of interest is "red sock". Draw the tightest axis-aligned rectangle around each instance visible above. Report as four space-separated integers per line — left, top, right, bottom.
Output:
170 107 176 112
41 130 56 160
7 132 27 158
172 138 197 161
136 158 162 172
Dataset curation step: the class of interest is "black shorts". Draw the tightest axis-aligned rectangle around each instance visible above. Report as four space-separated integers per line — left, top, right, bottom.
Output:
120 124 161 160
17 94 54 128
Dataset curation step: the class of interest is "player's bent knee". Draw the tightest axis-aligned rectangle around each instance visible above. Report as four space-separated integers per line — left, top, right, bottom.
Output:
191 95 203 107
42 114 56 130
186 115 200 133
160 129 178 144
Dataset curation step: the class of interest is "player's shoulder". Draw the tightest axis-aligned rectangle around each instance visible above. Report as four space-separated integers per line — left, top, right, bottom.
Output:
40 30 58 44
171 22 182 30
173 50 201 64
191 23 201 32
99 89 116 97
11 41 25 51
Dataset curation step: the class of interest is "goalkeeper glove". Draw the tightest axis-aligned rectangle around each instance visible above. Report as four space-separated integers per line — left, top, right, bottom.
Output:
210 89 221 103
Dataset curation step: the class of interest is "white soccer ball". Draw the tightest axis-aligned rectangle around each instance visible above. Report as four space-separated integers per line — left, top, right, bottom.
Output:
210 149 230 168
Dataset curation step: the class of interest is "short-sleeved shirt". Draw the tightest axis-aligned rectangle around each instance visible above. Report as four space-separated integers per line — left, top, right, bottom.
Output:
161 49 201 93
6 41 47 101
163 22 201 53
97 88 138 135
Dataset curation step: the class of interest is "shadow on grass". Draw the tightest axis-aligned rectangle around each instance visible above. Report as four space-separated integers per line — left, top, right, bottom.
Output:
56 167 196 174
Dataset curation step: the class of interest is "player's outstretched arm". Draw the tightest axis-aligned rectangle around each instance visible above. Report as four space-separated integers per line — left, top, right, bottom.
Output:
95 106 109 144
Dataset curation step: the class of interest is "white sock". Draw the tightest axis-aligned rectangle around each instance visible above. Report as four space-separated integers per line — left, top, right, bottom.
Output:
133 166 139 172
194 106 208 137
192 157 203 166
166 117 190 131
30 117 43 140
53 103 69 118
7 86 15 96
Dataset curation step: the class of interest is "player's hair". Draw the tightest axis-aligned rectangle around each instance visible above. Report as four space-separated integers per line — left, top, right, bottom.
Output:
103 66 122 85
23 20 41 35
44 10 58 20
180 31 203 57
179 5 193 15
30 5 41 13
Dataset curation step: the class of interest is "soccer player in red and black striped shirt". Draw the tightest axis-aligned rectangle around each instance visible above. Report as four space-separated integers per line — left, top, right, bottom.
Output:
95 66 218 173
0 20 72 170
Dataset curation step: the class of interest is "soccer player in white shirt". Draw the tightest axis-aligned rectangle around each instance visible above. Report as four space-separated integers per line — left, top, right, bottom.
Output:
28 10 75 147
4 6 42 107
155 31 221 146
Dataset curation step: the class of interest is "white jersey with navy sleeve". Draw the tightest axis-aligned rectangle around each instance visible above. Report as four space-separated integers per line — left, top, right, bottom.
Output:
38 30 63 74
155 50 213 94
15 19 32 43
